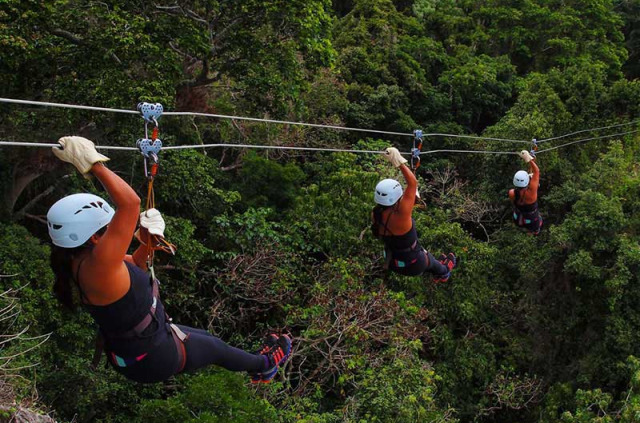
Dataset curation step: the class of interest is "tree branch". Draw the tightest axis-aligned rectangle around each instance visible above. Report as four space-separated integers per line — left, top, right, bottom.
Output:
24 214 47 225
49 27 126 67
211 17 243 48
49 28 84 45
154 4 209 26
220 161 243 172
168 41 198 65
14 175 70 221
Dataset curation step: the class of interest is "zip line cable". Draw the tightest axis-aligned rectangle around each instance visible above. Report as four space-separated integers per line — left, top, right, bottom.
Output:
1 126 638 156
0 97 408 138
0 140 399 155
0 141 136 150
163 111 411 138
162 143 385 154
423 133 528 144
0 140 513 156
421 149 520 155
0 97 638 155
0 97 140 115
0 97 528 143
0 129 637 158
537 119 640 143
536 129 640 153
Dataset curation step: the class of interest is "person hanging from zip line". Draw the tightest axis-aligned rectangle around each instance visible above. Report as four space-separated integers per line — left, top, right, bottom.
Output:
509 150 542 236
371 147 457 282
47 136 291 384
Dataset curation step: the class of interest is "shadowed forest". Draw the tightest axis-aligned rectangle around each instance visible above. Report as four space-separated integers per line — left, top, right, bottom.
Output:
2 0 640 422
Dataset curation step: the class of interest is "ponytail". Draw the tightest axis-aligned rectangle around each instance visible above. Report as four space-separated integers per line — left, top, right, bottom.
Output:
50 245 82 309
371 204 389 238
49 226 107 309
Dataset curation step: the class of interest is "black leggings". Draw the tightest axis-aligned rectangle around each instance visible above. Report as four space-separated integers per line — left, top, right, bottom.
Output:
390 250 449 277
178 325 268 374
513 209 543 234
424 251 449 275
110 324 267 383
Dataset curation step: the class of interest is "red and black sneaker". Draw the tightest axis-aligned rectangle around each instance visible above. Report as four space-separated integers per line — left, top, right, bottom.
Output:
433 253 457 283
250 334 292 384
445 253 457 271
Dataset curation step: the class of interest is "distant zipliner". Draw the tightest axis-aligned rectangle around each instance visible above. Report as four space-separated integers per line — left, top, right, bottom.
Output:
371 147 457 282
47 136 291 384
509 150 543 235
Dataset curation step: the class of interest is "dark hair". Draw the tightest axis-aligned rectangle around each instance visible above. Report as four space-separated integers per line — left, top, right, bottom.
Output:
371 204 393 238
49 225 107 309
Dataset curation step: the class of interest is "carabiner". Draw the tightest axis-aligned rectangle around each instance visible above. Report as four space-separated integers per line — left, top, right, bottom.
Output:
411 129 424 171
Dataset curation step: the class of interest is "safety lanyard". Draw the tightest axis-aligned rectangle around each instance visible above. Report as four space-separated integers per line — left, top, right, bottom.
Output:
410 130 423 173
136 102 176 279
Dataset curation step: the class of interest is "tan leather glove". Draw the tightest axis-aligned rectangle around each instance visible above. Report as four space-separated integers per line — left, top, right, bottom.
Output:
384 147 408 168
135 208 166 243
135 208 177 254
53 136 109 176
519 150 534 163
140 208 166 237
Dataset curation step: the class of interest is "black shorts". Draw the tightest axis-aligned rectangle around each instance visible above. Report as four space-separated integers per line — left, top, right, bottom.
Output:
107 322 180 384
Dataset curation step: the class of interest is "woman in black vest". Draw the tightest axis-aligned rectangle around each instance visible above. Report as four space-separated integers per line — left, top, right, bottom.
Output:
48 136 291 384
371 148 456 282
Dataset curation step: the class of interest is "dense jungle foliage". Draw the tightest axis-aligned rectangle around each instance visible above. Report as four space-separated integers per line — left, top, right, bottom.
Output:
2 0 640 422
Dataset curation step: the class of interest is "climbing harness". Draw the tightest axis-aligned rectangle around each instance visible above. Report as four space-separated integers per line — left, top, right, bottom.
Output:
135 102 176 282
512 189 542 235
90 265 188 373
411 130 423 172
90 103 184 373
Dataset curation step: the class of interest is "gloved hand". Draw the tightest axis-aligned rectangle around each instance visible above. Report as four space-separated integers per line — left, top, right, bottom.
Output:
135 209 177 254
53 136 109 176
139 208 166 237
384 147 408 168
519 150 534 163
135 208 166 244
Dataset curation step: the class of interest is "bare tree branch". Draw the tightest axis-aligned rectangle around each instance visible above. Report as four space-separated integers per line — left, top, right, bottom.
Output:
49 28 124 65
14 175 70 221
24 214 47 225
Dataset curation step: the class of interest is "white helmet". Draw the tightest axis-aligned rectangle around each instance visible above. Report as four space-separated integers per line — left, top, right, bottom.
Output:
374 179 403 206
47 193 114 248
513 170 530 188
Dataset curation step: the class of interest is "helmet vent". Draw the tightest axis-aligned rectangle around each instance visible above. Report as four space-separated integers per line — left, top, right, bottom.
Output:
75 204 94 214
69 234 78 241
